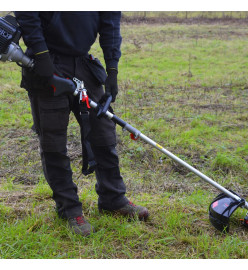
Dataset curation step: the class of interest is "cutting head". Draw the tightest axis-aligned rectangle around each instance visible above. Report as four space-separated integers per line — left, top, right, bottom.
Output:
209 191 245 233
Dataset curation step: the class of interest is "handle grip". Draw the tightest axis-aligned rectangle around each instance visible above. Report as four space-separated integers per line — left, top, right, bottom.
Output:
97 95 112 118
51 75 78 96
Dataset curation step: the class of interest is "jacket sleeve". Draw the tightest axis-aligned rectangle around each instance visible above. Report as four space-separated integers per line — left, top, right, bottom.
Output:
99 12 122 70
14 11 48 54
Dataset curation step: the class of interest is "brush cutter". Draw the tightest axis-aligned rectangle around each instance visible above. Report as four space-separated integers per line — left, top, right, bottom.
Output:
87 91 248 234
89 95 248 233
1 14 248 233
56 78 248 233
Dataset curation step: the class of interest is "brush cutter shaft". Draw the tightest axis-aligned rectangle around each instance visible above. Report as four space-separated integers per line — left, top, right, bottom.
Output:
88 99 248 210
139 132 248 209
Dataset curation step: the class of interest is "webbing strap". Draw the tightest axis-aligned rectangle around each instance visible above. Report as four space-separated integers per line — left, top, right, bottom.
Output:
79 103 97 176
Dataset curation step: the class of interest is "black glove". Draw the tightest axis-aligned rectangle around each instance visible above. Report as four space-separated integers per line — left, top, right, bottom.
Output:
33 51 54 87
104 68 118 102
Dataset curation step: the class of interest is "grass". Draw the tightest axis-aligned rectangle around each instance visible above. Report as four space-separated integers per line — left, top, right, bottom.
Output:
1 17 248 259
122 11 248 20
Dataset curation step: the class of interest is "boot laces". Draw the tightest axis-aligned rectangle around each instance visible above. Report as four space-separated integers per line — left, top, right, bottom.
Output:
129 201 136 207
75 216 86 225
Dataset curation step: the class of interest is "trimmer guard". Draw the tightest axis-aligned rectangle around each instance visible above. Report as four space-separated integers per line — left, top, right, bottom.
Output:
209 191 245 232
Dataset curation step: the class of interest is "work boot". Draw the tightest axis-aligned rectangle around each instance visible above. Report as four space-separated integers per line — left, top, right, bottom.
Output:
68 215 95 236
100 201 149 221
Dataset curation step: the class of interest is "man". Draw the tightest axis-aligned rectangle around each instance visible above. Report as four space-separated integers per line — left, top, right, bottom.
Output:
14 11 149 236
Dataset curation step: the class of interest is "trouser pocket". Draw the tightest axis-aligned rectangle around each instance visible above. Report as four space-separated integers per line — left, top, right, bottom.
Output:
38 95 70 152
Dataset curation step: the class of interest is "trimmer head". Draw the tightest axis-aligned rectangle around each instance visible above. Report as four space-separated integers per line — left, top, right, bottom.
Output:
209 191 245 233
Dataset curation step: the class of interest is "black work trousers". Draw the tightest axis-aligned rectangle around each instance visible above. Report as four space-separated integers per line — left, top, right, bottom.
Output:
25 53 128 219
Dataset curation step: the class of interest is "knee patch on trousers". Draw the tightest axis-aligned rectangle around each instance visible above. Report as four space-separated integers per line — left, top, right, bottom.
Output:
92 145 119 168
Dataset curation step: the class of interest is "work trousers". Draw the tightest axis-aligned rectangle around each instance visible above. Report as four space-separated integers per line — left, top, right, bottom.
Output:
24 53 128 219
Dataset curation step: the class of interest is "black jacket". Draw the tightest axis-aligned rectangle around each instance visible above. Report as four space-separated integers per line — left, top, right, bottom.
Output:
14 11 122 69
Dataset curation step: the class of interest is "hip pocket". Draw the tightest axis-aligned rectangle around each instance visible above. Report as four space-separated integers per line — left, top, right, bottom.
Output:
83 54 107 85
21 67 53 95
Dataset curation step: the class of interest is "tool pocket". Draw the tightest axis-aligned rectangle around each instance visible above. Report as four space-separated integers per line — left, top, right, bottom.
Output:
39 96 70 152
21 67 54 95
83 54 107 85
39 96 70 131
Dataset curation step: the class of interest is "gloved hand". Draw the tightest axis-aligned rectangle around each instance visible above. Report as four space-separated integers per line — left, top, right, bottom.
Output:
33 51 54 87
104 68 118 102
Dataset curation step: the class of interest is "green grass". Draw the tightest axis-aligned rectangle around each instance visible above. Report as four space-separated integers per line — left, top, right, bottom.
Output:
122 11 248 19
1 18 248 259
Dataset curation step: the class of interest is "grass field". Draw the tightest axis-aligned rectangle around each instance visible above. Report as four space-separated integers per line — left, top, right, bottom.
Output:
1 14 248 259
